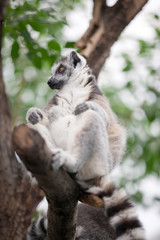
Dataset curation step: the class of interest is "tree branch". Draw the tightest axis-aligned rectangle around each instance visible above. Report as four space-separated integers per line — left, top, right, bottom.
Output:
78 0 148 77
12 124 105 239
13 124 79 240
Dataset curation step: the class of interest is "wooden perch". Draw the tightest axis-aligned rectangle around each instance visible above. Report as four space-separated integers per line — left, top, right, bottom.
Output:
12 124 104 240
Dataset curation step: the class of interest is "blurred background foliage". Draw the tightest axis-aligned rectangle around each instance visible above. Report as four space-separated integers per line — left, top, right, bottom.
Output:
3 0 80 123
102 11 160 206
2 0 160 211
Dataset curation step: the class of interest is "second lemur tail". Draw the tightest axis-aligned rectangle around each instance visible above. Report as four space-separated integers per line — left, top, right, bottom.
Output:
26 216 47 240
89 182 145 240
26 183 145 240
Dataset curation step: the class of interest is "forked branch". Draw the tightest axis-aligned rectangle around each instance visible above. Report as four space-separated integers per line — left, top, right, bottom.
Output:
78 0 148 77
12 124 104 240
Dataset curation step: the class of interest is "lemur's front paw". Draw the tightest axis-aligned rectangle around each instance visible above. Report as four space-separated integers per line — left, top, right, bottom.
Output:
50 149 65 171
26 107 43 125
74 102 89 115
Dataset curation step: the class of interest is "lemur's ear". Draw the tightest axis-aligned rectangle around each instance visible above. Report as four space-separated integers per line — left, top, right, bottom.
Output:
69 51 81 68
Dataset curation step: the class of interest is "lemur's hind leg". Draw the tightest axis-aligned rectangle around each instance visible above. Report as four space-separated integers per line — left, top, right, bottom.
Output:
51 108 111 179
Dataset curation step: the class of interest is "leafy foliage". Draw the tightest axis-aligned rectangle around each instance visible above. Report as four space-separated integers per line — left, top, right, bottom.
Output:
3 0 80 123
103 12 160 204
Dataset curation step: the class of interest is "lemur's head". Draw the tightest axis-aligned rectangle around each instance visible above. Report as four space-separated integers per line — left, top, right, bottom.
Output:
48 51 87 90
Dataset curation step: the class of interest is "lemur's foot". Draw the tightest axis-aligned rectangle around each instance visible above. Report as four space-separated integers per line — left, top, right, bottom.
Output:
74 102 89 115
51 149 77 173
51 149 65 171
26 107 43 125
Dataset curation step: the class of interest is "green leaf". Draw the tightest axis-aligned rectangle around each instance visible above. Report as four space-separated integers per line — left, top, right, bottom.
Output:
155 28 160 37
11 41 19 61
49 54 59 66
29 20 43 32
122 59 133 72
32 55 42 69
48 40 61 52
147 67 156 76
122 53 133 72
154 14 159 20
154 196 160 202
21 28 34 45
39 48 49 60
65 41 75 48
138 39 155 55
132 191 143 203
126 81 132 89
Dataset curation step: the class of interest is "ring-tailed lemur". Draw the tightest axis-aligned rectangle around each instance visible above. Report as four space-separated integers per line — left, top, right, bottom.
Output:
26 51 126 189
26 51 145 239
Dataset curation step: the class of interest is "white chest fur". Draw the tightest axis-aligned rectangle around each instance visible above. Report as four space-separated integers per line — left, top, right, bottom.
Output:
59 86 91 112
48 84 91 149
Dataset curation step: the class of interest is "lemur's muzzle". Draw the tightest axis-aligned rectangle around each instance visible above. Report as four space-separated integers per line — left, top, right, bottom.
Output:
47 77 64 90
47 77 53 86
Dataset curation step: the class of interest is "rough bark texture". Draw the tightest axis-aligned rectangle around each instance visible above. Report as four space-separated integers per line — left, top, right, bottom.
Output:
77 0 148 77
12 124 105 240
12 124 79 240
0 0 148 240
0 1 43 240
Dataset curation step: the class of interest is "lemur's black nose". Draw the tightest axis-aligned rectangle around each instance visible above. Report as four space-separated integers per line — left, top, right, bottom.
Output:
48 77 52 85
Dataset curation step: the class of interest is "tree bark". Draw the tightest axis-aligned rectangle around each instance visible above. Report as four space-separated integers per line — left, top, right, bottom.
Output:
77 0 148 77
12 124 79 240
0 0 149 240
0 1 43 240
12 124 105 240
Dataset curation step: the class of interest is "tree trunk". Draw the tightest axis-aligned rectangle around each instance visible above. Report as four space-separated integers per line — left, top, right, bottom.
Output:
0 0 148 239
0 1 43 239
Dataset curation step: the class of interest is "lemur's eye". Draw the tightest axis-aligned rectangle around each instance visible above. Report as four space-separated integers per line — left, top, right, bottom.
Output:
58 67 64 73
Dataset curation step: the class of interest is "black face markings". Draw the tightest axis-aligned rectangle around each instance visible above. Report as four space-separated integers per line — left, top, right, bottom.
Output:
56 64 66 74
115 218 142 237
49 80 65 90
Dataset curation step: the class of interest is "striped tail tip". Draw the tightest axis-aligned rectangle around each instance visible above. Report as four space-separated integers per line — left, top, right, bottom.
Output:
26 216 47 240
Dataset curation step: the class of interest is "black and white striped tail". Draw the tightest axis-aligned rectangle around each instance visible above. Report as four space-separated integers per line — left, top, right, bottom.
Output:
26 216 47 240
89 182 146 240
26 184 145 240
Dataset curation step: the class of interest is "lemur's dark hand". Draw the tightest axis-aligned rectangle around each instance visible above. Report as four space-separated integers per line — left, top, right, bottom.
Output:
74 102 89 115
26 107 43 125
